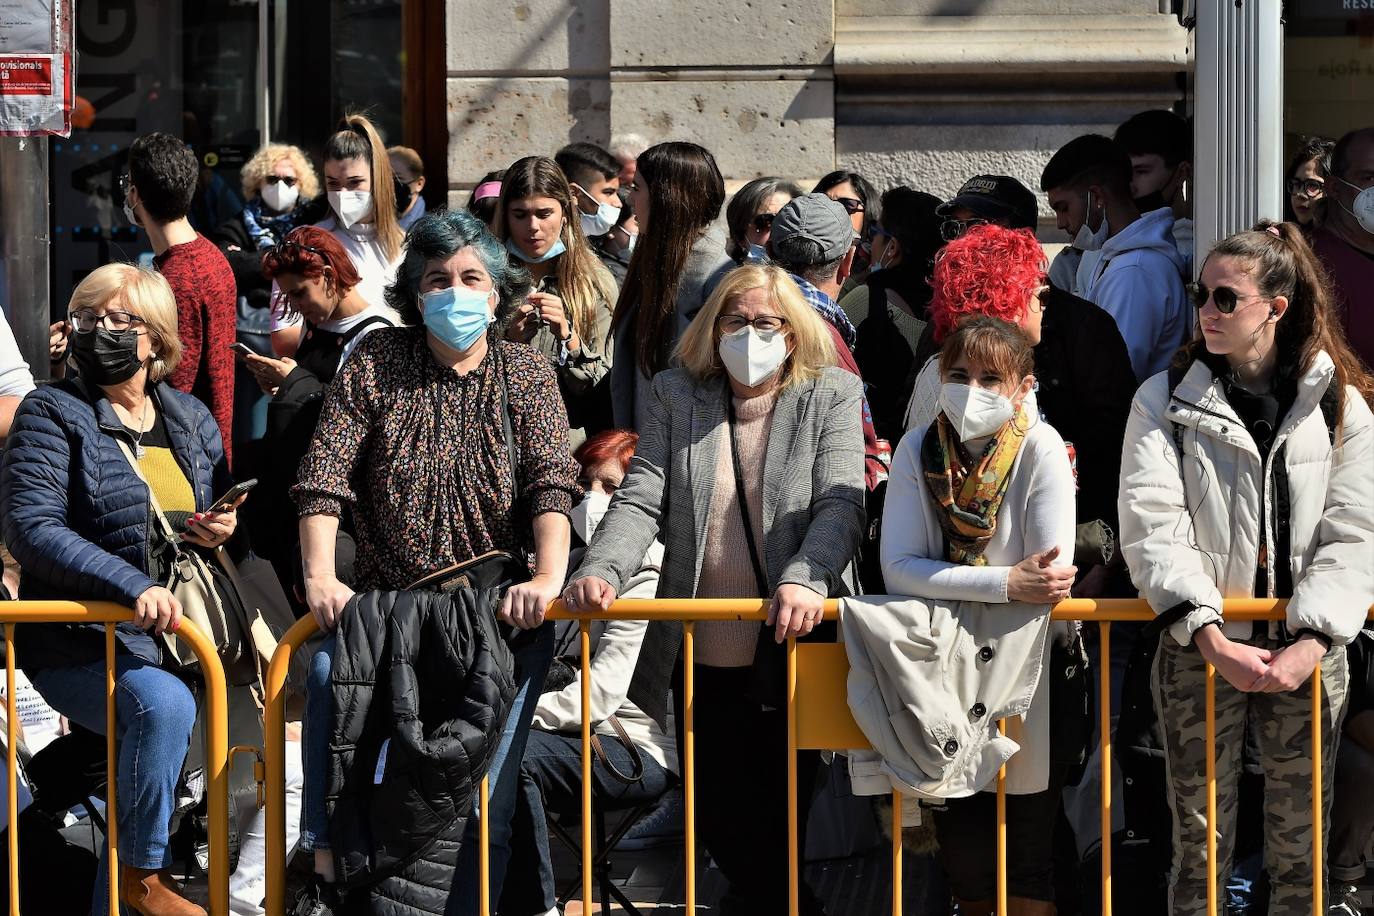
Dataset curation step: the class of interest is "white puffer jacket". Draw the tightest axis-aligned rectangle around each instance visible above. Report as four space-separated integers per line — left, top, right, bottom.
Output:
1118 351 1374 647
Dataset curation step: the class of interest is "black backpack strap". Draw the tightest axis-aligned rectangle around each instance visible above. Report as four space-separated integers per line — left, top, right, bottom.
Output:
495 346 520 503
339 313 395 345
1318 378 1340 446
1166 363 1188 459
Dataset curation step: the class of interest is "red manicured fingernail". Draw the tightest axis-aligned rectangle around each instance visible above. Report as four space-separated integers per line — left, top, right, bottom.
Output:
170 619 179 632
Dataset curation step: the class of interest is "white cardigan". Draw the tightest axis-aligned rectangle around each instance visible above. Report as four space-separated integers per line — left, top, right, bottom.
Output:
1118 352 1374 647
869 413 1077 796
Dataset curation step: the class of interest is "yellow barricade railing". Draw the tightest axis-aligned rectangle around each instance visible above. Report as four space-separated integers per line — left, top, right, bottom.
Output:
261 597 1373 916
0 601 230 916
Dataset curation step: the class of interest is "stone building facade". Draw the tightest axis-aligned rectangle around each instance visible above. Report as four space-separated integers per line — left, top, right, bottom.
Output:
444 0 1191 228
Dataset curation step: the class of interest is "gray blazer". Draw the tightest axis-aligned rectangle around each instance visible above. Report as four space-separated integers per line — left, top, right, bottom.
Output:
577 365 867 600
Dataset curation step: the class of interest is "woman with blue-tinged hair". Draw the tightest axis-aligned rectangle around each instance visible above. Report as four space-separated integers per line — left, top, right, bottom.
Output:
288 207 581 913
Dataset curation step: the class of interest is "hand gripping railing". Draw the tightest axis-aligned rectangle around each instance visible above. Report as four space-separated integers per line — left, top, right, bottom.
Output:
261 597 1371 916
1 601 230 916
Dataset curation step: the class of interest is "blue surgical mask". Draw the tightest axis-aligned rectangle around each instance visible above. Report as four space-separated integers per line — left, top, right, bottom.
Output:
573 184 622 237
746 243 769 264
421 285 494 353
506 236 567 264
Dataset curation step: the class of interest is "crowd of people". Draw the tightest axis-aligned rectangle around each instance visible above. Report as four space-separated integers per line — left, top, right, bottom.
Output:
0 107 1371 916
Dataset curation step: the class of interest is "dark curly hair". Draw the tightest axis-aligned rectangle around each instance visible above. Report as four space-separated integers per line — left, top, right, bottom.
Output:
128 132 199 223
930 223 1047 342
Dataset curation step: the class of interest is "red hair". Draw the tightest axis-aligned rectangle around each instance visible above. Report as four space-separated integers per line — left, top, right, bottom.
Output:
260 226 362 291
930 224 1046 342
574 429 639 475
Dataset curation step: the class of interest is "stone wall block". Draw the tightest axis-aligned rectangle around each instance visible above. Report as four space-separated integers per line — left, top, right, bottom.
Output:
608 0 832 68
610 77 834 180
447 77 611 181
447 0 610 74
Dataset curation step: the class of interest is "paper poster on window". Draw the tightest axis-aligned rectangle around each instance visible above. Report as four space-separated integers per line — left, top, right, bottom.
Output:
0 0 70 136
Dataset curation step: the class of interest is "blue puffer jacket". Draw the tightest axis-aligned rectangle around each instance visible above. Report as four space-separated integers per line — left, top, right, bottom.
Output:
0 378 232 673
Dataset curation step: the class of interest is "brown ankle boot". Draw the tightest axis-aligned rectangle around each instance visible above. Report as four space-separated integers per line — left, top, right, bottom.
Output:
1006 897 1057 916
118 866 207 916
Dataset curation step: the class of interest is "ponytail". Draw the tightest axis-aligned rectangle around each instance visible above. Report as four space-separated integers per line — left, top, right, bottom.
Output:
323 113 404 262
1193 220 1374 429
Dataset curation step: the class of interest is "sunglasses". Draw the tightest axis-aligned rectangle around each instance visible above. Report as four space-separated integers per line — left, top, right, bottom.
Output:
272 232 326 261
265 175 298 187
940 217 988 242
1286 177 1324 199
1188 282 1267 315
833 197 865 215
750 212 776 233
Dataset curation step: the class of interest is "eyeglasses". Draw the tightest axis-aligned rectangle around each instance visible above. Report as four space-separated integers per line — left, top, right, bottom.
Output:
833 197 865 215
1286 177 1325 199
750 212 777 233
717 314 788 334
940 217 988 242
70 309 147 333
1188 282 1267 315
264 175 298 188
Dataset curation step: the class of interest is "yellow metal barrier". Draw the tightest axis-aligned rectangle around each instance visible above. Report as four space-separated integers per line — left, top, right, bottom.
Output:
261 597 1369 916
0 601 231 916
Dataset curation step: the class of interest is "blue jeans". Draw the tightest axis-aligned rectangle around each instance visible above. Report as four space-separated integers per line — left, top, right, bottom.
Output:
500 728 672 914
300 640 335 852
30 654 197 915
446 624 554 916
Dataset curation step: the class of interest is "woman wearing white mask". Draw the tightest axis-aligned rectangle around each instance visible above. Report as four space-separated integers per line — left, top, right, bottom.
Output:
271 114 405 357
289 208 580 914
565 264 865 916
881 316 1079 916
495 156 619 448
500 427 676 916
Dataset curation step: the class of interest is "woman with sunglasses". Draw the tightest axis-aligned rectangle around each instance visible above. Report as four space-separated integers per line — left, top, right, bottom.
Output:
567 264 865 915
814 169 878 279
725 176 804 263
2 264 242 916
1283 136 1334 229
494 156 620 448
1119 220 1374 914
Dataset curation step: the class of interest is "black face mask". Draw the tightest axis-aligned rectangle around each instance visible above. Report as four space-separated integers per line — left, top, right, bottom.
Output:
1134 189 1167 213
70 327 145 386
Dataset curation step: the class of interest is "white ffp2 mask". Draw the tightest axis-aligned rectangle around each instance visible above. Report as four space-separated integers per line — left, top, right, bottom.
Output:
939 383 1016 442
718 326 788 388
329 190 373 229
570 490 612 544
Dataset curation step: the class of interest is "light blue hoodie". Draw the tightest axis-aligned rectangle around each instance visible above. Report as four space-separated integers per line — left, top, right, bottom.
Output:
1079 207 1190 382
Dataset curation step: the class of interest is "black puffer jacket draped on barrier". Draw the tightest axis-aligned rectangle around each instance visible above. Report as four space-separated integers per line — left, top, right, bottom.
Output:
327 589 516 914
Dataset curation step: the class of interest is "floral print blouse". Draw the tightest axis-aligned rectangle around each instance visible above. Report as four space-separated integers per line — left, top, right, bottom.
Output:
292 326 581 591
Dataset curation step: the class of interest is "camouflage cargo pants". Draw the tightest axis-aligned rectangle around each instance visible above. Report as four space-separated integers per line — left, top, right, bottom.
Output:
1152 634 1347 915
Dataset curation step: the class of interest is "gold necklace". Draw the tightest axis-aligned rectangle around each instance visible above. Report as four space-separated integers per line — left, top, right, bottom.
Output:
128 399 151 459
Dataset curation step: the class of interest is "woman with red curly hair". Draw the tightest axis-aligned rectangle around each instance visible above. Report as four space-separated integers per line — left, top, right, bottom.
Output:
903 223 1137 597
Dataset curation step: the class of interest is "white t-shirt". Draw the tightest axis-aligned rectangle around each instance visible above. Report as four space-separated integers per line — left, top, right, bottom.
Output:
313 304 401 372
270 217 403 332
0 312 36 399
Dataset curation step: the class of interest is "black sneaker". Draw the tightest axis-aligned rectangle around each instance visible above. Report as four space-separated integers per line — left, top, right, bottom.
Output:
289 875 341 916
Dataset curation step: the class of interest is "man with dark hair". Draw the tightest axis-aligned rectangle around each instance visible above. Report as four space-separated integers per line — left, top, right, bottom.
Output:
1310 126 1374 367
1041 133 1188 382
1115 109 1194 275
553 141 622 239
769 193 883 488
125 131 236 460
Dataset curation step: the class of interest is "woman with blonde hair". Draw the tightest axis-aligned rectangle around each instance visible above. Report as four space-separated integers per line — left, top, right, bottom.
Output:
212 142 324 447
494 155 619 445
566 263 865 915
1 263 243 916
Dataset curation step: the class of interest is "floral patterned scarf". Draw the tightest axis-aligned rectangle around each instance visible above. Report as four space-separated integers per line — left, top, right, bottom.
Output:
920 406 1028 565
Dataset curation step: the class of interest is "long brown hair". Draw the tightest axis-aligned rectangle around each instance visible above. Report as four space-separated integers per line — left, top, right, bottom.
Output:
493 156 618 349
1180 219 1374 423
612 141 726 378
323 113 404 262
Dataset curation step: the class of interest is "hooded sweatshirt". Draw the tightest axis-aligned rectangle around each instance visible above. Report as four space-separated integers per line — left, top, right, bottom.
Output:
1079 208 1190 382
